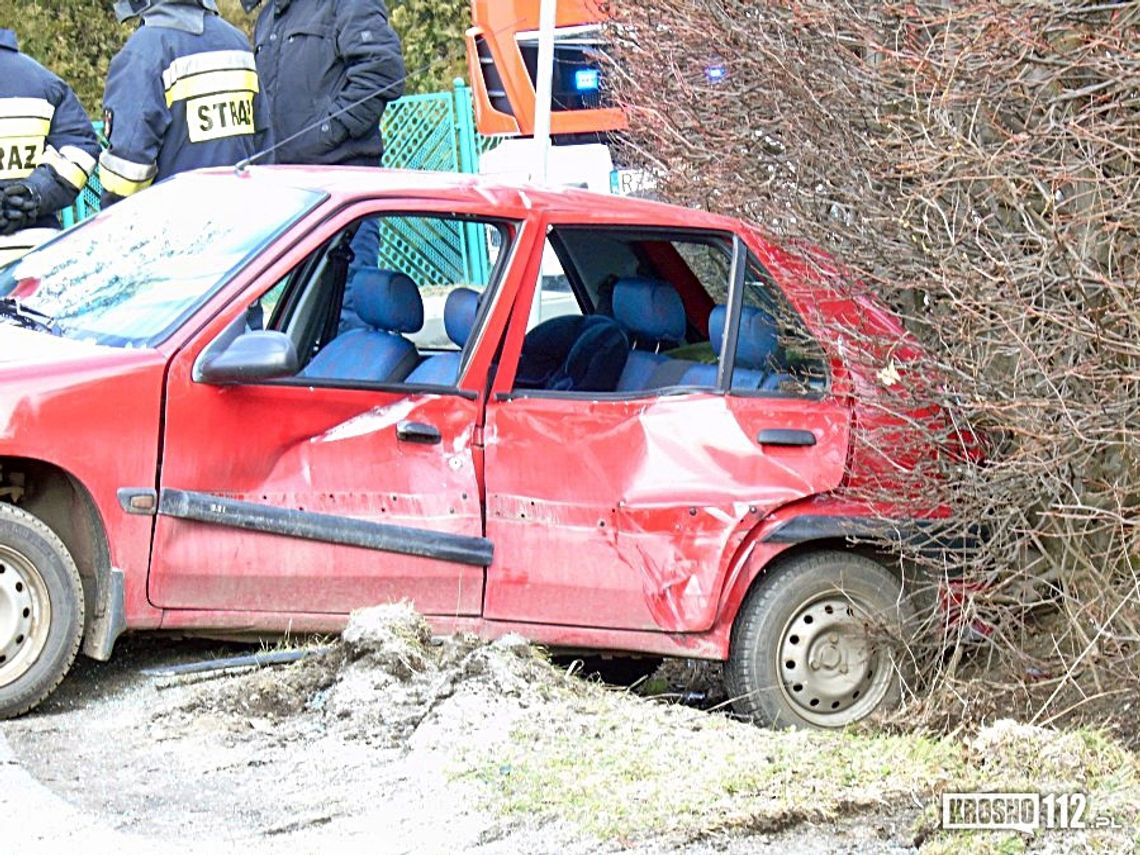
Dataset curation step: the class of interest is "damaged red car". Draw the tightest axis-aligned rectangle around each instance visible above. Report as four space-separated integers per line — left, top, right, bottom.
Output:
0 168 941 728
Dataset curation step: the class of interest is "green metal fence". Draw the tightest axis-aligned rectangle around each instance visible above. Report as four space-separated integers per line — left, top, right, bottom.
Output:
377 80 490 286
65 79 500 288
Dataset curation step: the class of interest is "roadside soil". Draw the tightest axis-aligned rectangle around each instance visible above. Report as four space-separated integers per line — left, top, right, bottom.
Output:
2 604 1136 854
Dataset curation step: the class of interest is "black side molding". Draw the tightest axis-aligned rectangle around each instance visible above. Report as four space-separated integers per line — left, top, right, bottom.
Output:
159 489 493 567
763 515 896 543
763 514 986 559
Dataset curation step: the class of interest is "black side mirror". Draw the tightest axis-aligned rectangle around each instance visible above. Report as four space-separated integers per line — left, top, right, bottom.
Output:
197 330 299 385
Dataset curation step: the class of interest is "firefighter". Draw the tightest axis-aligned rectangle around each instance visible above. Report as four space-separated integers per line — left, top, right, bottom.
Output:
100 0 270 207
241 0 405 330
0 29 101 266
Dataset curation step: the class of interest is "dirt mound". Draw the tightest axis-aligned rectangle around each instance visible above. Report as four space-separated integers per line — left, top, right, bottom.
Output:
188 603 570 746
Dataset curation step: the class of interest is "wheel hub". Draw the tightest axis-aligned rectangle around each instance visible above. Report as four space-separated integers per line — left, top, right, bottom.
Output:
0 545 51 688
778 594 892 726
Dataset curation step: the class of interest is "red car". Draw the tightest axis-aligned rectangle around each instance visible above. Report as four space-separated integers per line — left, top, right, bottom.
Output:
0 168 942 727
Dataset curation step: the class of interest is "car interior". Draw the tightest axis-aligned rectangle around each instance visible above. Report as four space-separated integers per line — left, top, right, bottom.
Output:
246 214 828 397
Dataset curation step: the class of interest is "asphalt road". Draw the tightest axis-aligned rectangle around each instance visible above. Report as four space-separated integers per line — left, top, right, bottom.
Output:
1 731 178 855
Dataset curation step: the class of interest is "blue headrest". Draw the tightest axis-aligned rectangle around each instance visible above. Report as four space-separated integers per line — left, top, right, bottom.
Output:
444 287 480 348
611 277 686 344
709 304 778 370
353 269 423 333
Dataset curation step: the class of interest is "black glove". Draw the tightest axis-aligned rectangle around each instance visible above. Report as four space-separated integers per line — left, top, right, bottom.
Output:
1 183 42 232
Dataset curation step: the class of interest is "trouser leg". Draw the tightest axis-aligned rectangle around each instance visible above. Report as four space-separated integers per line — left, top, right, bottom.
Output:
340 215 381 333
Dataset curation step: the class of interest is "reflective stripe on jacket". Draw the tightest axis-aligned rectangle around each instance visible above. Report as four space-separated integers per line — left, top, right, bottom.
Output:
101 13 270 201
0 29 101 234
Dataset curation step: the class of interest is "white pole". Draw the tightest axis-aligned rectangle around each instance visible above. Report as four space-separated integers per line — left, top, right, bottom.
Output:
533 0 557 184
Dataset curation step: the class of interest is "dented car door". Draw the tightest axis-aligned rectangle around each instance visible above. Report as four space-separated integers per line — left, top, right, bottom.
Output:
481 227 852 634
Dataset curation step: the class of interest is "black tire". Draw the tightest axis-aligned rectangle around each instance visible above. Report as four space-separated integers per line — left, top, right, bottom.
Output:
726 550 914 729
0 503 84 719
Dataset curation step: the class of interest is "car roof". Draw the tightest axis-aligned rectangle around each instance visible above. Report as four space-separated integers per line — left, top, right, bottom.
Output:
187 165 743 230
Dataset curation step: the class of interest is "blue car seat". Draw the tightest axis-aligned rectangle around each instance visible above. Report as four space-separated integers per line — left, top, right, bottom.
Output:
405 286 480 385
676 304 781 389
301 269 423 383
610 277 687 391
516 313 629 392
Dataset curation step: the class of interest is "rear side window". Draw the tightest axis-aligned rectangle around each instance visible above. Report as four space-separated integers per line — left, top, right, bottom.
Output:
510 226 827 396
741 256 829 393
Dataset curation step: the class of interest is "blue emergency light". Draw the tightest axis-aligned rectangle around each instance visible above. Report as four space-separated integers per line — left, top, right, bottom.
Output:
574 68 601 92
706 63 727 84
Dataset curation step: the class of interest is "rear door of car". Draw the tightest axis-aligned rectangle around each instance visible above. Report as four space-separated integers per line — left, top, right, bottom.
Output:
481 219 852 634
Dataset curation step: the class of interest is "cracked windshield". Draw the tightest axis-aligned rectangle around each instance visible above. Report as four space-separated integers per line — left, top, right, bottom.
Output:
0 179 322 347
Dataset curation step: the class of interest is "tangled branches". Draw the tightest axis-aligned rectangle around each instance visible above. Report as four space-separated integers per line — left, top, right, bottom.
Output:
609 0 1140 728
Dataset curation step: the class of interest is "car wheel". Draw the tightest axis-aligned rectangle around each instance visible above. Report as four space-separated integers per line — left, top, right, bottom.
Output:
726 550 914 729
0 504 84 719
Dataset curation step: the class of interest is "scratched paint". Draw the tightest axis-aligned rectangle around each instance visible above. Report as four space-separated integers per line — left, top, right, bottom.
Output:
151 386 484 616
0 168 974 678
483 392 851 632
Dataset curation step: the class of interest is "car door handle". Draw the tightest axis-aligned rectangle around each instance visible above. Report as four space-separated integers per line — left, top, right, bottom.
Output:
396 421 442 445
757 428 817 447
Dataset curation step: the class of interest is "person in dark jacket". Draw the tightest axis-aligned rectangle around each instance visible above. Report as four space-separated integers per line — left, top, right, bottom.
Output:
100 0 270 207
0 29 101 265
242 0 404 167
242 0 405 330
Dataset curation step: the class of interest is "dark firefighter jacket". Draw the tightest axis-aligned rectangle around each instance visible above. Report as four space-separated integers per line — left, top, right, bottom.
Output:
100 13 270 204
0 29 101 263
251 0 405 166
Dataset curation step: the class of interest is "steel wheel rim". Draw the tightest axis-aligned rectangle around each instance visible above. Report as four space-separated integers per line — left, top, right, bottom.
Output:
0 544 52 688
776 592 895 727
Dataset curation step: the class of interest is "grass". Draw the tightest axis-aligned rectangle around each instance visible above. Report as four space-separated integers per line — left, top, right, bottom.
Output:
462 680 1140 851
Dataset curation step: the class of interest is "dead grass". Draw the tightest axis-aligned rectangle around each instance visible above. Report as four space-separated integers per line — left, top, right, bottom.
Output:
466 682 1139 851
180 604 1138 851
467 686 957 839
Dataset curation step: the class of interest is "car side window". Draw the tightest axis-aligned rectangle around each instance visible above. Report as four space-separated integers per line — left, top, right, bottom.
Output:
514 227 727 395
740 256 829 394
246 213 509 389
510 226 828 397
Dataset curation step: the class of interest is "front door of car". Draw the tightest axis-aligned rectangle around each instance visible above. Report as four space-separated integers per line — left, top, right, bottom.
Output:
482 226 853 634
147 206 510 617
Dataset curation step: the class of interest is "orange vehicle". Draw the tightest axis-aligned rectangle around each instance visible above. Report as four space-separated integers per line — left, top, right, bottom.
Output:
465 0 626 138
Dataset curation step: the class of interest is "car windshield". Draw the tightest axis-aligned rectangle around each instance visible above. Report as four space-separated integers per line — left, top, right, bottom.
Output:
0 176 324 348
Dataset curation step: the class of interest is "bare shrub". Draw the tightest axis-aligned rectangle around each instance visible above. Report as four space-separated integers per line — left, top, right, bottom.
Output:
607 0 1140 728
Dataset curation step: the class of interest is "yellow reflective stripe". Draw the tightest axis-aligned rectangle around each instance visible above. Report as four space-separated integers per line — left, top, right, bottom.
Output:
162 49 257 89
98 151 157 197
40 145 89 190
187 92 257 143
165 69 259 107
59 145 97 175
0 117 51 137
99 150 157 182
0 97 55 121
99 168 154 198
0 136 43 180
